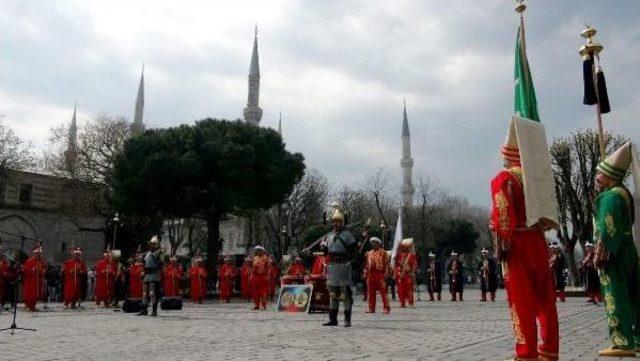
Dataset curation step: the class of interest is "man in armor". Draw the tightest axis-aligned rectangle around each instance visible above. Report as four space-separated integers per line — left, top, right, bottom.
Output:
477 247 498 302
138 235 162 316
322 208 356 327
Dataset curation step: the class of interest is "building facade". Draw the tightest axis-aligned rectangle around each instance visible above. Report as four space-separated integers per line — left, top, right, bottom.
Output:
0 170 106 265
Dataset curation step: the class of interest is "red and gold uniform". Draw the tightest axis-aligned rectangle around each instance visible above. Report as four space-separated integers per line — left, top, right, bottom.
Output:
251 248 269 310
579 243 601 303
189 260 207 303
162 259 183 298
128 260 144 299
239 259 252 301
311 254 328 276
94 253 116 307
287 259 306 277
62 249 87 308
491 164 559 360
22 247 46 311
364 239 390 314
218 260 236 302
394 242 417 308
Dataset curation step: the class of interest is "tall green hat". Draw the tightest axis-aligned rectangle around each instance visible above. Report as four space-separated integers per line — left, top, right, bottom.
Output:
597 142 631 182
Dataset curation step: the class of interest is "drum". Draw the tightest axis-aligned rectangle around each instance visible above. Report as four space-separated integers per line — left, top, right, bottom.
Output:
305 275 330 313
280 275 305 286
160 296 183 310
122 298 143 313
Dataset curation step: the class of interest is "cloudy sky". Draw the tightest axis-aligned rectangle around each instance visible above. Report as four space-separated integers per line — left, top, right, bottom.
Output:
1 0 638 207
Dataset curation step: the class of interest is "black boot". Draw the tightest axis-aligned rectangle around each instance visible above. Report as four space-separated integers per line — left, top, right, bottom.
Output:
322 309 338 326
344 310 351 328
137 306 148 316
151 303 158 316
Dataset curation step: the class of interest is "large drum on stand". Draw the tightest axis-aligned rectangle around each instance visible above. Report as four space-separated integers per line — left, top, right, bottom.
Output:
280 275 305 286
305 275 329 313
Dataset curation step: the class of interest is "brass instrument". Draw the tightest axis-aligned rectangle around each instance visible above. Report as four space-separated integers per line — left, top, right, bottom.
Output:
428 261 436 291
481 259 489 284
450 260 459 289
549 252 559 271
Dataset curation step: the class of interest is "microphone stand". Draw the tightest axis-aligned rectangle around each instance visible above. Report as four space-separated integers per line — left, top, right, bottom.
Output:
0 236 37 334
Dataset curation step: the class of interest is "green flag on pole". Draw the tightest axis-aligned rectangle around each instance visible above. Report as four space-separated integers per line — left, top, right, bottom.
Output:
514 23 540 122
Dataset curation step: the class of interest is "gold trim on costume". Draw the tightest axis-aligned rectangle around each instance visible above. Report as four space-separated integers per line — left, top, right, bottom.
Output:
605 214 617 237
508 167 524 188
495 190 510 232
509 304 526 344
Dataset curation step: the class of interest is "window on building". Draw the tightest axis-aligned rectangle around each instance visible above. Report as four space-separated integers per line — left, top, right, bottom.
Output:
60 241 67 252
19 183 33 204
0 180 5 202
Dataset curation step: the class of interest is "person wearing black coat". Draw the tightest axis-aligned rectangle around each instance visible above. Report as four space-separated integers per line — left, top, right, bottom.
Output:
477 248 498 302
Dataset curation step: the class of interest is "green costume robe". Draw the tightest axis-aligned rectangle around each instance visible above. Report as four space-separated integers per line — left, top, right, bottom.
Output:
594 186 640 350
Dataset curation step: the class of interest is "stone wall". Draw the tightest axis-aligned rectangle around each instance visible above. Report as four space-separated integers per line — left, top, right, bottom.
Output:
0 170 106 265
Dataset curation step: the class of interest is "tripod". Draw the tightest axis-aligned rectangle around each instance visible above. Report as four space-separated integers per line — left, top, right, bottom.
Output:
0 236 37 334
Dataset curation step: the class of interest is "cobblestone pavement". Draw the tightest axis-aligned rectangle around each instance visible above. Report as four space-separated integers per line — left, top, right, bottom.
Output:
0 289 631 361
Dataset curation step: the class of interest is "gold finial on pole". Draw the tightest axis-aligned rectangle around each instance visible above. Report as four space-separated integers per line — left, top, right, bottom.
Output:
579 25 603 59
515 0 527 14
579 24 607 160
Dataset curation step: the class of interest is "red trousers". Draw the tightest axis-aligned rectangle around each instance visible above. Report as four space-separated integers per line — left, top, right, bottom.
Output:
504 231 559 361
367 272 389 312
397 275 414 307
63 276 81 306
587 289 602 303
219 277 233 301
241 276 251 300
251 275 268 308
23 276 44 311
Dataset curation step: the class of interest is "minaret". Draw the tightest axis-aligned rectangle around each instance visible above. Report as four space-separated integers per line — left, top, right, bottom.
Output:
400 99 414 208
131 64 145 136
243 26 263 126
64 103 78 171
278 111 282 136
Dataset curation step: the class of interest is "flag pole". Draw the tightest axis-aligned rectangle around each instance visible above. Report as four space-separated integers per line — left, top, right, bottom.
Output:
579 25 607 160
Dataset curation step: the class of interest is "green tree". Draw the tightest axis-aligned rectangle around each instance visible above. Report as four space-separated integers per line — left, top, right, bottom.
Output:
111 119 305 264
434 218 479 257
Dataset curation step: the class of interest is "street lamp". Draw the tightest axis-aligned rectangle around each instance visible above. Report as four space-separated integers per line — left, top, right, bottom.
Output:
379 220 387 249
111 213 120 249
280 225 287 257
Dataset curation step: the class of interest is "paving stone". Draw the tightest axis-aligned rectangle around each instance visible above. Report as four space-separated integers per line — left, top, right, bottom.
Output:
0 290 630 360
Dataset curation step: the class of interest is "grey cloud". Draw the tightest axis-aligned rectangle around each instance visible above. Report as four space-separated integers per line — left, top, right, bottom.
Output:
0 0 638 207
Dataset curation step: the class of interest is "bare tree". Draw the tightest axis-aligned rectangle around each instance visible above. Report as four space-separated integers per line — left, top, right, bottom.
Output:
164 217 207 257
0 115 36 180
263 168 329 259
549 129 627 285
43 113 131 232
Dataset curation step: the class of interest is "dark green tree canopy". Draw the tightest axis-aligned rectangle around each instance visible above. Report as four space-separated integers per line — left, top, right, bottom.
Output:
433 218 479 257
111 118 305 238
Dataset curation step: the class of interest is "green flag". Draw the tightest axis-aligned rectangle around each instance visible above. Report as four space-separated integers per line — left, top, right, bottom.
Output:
514 24 540 122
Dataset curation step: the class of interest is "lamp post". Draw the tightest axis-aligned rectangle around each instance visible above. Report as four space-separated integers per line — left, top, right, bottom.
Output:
380 220 388 250
280 225 287 259
111 213 120 249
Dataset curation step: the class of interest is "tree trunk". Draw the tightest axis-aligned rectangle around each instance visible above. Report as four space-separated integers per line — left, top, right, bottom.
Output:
206 214 221 270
